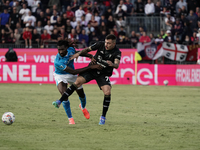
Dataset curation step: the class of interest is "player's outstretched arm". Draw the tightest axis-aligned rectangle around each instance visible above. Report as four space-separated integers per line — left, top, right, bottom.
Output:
76 51 93 59
63 64 102 75
70 47 92 60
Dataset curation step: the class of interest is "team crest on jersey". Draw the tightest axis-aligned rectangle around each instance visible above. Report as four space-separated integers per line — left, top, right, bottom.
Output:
109 54 112 58
59 65 64 68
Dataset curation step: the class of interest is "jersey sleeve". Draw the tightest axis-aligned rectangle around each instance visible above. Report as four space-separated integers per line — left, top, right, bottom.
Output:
54 61 67 71
90 41 104 51
115 51 122 60
67 47 76 57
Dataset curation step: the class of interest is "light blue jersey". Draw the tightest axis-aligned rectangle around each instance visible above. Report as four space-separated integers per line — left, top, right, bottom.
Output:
54 47 75 75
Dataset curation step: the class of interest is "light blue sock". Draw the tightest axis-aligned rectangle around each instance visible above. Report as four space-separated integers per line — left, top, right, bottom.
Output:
62 100 72 118
79 95 86 109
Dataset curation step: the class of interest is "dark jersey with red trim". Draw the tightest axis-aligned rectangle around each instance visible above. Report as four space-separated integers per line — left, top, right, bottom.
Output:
89 41 121 77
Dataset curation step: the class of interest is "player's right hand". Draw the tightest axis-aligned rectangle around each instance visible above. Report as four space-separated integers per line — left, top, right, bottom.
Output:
90 64 103 70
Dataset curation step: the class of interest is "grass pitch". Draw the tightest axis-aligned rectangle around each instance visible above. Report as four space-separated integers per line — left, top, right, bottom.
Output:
0 84 200 150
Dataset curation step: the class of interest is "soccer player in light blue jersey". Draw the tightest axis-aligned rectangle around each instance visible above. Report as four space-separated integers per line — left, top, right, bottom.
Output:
53 40 102 124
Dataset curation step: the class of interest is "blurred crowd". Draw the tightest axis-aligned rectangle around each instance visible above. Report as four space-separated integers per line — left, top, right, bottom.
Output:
0 0 200 48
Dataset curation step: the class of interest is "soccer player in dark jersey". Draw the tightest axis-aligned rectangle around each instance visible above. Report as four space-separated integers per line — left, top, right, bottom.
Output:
52 34 121 125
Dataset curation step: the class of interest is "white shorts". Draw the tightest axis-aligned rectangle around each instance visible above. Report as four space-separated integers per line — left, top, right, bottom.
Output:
53 72 83 90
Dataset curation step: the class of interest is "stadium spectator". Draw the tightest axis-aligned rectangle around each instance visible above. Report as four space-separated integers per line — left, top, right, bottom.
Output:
160 6 170 17
172 18 183 39
44 20 53 35
48 0 61 11
16 22 23 34
6 33 15 44
91 1 100 15
99 15 107 26
40 0 49 11
61 13 68 25
104 7 113 19
107 15 115 31
35 2 42 17
85 22 95 36
124 35 131 44
68 28 79 41
66 6 74 21
125 0 134 16
19 0 28 8
3 0 12 14
116 16 126 28
23 11 36 27
134 0 144 16
71 0 80 12
186 10 197 32
155 35 164 45
45 8 51 20
166 0 176 17
89 30 99 42
130 31 139 48
58 28 68 40
31 0 40 14
164 30 174 42
50 10 59 26
174 36 182 44
41 29 51 47
99 30 107 41
176 0 187 13
65 19 73 34
71 16 77 28
37 11 47 27
55 17 63 31
149 33 155 41
94 12 100 25
4 23 12 36
165 13 175 30
14 29 21 45
35 21 44 35
9 7 21 31
79 29 89 46
88 15 98 32
155 1 163 16
118 26 126 37
9 0 17 7
85 8 92 25
195 7 200 17
80 15 87 27
117 34 125 44
75 24 82 36
19 3 30 27
75 5 85 22
50 28 59 45
115 0 127 14
0 8 10 29
32 28 40 46
98 1 106 16
191 31 198 44
99 21 108 35
15 1 22 13
83 0 92 13
139 31 151 43
23 26 32 48
182 35 192 45
145 0 155 16
0 29 7 43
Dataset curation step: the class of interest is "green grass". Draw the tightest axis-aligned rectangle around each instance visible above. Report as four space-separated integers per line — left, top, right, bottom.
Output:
0 84 200 150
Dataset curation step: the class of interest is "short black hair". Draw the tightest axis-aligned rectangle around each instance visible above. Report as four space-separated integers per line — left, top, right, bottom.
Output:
57 39 78 48
105 34 117 41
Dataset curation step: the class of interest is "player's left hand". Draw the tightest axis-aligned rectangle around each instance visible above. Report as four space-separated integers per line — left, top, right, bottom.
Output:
106 60 113 67
90 64 103 70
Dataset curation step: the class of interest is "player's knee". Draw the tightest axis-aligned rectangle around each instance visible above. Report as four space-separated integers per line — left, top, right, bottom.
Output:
104 90 111 95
